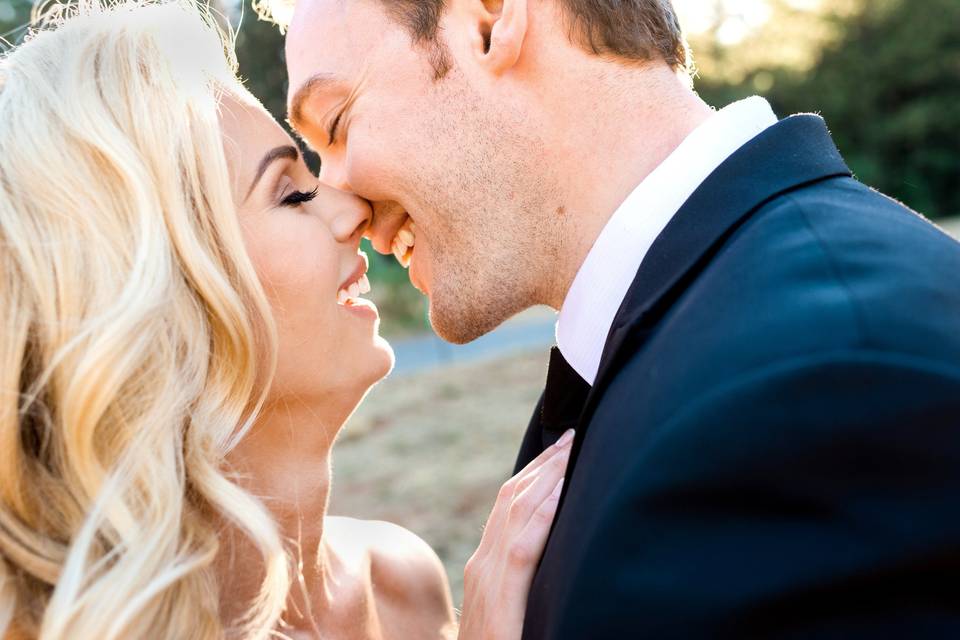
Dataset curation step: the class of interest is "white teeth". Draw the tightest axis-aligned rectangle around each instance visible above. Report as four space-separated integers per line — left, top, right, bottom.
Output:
391 217 416 268
392 240 408 267
337 271 372 305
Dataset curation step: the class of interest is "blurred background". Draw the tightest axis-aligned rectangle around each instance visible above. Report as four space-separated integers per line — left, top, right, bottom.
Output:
3 0 958 604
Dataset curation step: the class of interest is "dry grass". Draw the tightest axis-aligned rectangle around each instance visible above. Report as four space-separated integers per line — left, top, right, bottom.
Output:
328 350 549 605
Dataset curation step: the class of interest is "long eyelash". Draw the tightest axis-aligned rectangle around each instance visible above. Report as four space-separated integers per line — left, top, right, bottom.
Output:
280 186 319 207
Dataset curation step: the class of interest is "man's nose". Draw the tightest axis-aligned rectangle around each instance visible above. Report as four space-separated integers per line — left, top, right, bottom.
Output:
319 159 351 193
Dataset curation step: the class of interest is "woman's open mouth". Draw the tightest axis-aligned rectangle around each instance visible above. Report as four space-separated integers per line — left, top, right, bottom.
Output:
337 252 372 306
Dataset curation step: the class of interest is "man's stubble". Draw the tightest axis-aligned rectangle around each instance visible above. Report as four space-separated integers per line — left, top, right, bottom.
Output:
410 72 565 344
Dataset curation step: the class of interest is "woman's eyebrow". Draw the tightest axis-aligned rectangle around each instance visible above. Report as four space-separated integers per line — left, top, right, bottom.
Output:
245 145 299 201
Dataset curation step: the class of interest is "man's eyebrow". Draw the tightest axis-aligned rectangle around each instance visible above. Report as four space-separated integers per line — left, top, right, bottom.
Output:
245 145 299 201
288 72 344 131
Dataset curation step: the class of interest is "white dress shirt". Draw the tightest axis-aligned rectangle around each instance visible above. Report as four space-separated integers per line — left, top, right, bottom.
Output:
556 96 779 385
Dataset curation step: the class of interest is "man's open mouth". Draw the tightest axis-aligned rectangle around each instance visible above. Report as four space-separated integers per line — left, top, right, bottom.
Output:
390 215 416 268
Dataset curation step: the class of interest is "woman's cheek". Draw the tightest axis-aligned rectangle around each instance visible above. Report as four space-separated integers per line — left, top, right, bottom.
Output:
248 222 332 331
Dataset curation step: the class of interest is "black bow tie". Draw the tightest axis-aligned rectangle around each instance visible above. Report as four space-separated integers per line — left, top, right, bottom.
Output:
540 347 592 444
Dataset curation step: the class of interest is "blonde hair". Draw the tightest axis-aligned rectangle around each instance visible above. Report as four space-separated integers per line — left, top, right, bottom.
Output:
0 1 292 637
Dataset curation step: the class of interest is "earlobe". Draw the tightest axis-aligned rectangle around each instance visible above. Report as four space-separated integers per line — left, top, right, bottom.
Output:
483 0 528 75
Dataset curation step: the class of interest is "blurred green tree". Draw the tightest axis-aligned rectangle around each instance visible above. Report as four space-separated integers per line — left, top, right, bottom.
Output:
0 0 32 46
234 8 288 126
694 0 960 218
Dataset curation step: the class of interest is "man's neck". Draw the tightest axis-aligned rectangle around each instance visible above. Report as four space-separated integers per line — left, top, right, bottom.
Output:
535 60 714 309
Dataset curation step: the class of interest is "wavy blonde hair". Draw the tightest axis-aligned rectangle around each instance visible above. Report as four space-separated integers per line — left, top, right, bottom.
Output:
0 1 292 637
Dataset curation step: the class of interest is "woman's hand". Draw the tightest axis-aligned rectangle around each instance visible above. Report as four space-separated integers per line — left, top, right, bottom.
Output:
458 429 574 640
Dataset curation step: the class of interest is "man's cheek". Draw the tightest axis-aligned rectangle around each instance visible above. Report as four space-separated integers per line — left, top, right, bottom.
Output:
344 132 397 201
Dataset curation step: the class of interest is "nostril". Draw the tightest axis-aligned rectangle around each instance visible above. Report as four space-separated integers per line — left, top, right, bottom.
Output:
356 199 373 238
351 218 369 243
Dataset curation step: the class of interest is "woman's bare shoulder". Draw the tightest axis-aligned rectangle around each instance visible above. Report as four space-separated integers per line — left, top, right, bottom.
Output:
325 516 457 639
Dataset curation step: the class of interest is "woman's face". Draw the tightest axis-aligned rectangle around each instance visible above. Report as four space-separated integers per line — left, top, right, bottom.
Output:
219 92 393 412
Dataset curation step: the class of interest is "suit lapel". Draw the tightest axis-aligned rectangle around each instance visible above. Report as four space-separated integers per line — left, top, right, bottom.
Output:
556 114 852 499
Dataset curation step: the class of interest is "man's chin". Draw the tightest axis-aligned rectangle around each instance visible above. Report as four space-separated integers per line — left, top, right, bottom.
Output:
427 295 507 345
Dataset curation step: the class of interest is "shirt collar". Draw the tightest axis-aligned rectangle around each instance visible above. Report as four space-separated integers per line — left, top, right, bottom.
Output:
555 96 779 384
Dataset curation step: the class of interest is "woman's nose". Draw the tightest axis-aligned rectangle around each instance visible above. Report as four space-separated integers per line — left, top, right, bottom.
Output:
322 185 372 245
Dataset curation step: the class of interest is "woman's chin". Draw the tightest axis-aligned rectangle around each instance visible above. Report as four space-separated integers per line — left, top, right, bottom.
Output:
369 334 395 381
346 335 395 398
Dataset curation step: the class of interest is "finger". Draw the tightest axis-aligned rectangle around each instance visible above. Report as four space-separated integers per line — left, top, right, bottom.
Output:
488 430 573 530
505 444 570 533
481 478 563 640
504 477 565 590
499 429 574 510
477 430 574 555
512 439 570 497
515 429 575 481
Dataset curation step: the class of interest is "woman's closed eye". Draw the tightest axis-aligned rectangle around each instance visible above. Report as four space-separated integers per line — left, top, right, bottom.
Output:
280 185 319 208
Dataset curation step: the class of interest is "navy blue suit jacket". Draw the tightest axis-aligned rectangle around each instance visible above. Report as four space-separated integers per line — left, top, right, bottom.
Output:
514 115 960 639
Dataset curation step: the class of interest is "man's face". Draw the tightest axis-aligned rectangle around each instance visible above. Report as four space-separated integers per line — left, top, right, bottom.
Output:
285 0 561 343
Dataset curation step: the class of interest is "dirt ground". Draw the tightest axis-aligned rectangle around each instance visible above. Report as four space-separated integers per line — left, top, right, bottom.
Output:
328 349 549 606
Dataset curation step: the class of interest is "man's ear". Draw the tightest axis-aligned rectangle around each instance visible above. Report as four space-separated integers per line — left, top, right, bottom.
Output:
477 0 528 75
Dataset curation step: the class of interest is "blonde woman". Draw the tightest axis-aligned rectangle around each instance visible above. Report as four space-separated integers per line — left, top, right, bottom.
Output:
0 2 570 638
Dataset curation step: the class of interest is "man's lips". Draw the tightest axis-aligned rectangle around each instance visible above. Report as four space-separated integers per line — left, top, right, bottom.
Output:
368 203 409 255
407 238 429 295
367 202 425 289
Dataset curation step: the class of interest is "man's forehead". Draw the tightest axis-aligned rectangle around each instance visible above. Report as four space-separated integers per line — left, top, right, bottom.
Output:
286 0 375 55
285 0 360 99
285 0 397 122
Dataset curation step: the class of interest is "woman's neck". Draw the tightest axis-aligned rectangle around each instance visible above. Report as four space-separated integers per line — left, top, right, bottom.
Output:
216 395 349 635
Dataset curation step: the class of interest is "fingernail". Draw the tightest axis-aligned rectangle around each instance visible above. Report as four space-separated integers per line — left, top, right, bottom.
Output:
551 478 565 498
556 429 575 448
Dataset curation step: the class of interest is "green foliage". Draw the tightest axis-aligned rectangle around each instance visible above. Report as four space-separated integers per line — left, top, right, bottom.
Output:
695 0 960 218
234 8 287 124
0 0 32 46
360 240 430 337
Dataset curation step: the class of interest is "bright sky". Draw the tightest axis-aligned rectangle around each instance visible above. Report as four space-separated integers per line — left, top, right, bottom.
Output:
674 0 822 44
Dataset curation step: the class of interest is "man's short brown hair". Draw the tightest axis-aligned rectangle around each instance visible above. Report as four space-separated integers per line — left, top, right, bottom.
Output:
263 0 689 74
384 0 689 72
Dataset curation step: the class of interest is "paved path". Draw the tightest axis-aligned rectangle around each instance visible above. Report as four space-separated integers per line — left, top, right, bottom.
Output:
389 307 556 376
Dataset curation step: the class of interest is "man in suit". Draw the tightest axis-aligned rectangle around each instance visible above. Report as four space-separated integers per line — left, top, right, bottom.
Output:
282 0 960 636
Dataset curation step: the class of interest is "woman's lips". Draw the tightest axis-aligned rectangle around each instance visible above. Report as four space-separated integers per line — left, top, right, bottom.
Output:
342 296 379 320
337 252 371 305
